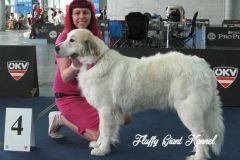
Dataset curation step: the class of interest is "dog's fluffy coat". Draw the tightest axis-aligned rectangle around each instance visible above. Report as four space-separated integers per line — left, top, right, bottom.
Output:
56 29 224 160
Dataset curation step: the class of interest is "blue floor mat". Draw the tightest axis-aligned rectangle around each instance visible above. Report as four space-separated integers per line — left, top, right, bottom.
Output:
0 97 240 160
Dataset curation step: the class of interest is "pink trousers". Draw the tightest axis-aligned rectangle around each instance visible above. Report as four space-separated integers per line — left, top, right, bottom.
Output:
55 96 99 134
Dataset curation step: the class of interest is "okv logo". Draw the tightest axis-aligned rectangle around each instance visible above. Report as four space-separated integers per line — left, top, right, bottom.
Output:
213 67 238 88
207 32 216 41
7 61 29 81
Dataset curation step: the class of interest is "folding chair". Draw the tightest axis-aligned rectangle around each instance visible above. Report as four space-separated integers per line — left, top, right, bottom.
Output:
125 12 150 47
108 20 125 47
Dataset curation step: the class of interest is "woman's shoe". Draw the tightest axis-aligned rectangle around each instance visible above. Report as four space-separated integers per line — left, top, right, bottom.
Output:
48 111 64 139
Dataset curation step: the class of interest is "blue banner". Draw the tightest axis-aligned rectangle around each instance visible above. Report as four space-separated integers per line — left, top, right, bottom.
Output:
15 0 32 14
93 0 100 14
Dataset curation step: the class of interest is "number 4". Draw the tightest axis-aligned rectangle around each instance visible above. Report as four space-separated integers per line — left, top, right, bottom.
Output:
11 116 23 135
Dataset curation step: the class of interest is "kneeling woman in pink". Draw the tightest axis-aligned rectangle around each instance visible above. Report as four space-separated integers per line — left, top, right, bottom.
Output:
49 0 130 142
48 0 102 141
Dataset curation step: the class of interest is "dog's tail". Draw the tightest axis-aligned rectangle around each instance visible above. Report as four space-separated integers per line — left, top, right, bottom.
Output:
205 92 225 156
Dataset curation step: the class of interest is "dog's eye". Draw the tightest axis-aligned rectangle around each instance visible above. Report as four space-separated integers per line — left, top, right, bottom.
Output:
70 39 75 42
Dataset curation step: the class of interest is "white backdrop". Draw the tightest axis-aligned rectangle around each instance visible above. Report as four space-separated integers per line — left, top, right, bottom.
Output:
107 0 160 20
107 0 225 25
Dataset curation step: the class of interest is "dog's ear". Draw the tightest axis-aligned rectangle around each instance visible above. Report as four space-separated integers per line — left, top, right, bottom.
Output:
83 38 100 56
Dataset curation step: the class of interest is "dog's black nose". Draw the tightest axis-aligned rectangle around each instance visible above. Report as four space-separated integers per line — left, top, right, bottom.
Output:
55 46 60 52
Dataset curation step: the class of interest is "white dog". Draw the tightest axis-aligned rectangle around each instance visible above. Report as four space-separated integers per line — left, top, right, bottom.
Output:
55 29 225 160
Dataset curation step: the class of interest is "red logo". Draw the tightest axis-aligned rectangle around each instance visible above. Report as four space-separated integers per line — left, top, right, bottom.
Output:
7 61 29 81
213 67 238 88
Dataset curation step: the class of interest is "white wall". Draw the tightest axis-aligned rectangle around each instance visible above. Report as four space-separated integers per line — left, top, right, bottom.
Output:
100 0 107 10
46 0 240 25
107 0 225 25
235 1 240 19
107 0 160 20
228 0 240 19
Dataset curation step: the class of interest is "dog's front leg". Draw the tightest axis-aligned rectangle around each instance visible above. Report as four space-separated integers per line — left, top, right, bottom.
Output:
91 107 113 156
89 128 103 149
89 107 106 149
89 136 102 148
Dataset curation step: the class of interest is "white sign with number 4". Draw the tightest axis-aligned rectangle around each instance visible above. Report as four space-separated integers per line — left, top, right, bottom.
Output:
4 108 35 152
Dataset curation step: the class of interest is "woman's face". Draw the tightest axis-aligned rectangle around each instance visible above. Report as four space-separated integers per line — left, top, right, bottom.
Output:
72 8 91 29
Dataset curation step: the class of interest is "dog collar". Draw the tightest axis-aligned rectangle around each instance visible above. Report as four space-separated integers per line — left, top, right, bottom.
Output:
86 49 110 70
86 63 95 70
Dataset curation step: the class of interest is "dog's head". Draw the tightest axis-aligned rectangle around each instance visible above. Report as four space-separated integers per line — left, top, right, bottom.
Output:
55 29 101 63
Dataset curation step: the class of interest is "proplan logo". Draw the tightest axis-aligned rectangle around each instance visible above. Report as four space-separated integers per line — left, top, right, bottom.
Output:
7 61 29 81
213 67 238 89
207 32 216 40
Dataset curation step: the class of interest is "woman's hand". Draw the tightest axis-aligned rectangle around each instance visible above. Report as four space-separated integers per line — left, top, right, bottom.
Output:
57 57 82 83
71 58 82 69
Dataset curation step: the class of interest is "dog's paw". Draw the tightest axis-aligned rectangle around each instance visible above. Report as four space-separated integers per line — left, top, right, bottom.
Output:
186 155 207 160
186 155 195 160
89 141 98 148
90 147 110 156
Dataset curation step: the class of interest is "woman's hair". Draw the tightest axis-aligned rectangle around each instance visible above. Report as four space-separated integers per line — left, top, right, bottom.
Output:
64 0 102 39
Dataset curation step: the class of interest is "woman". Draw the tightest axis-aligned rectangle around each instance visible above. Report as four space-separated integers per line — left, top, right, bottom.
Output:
48 0 102 141
48 0 130 142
